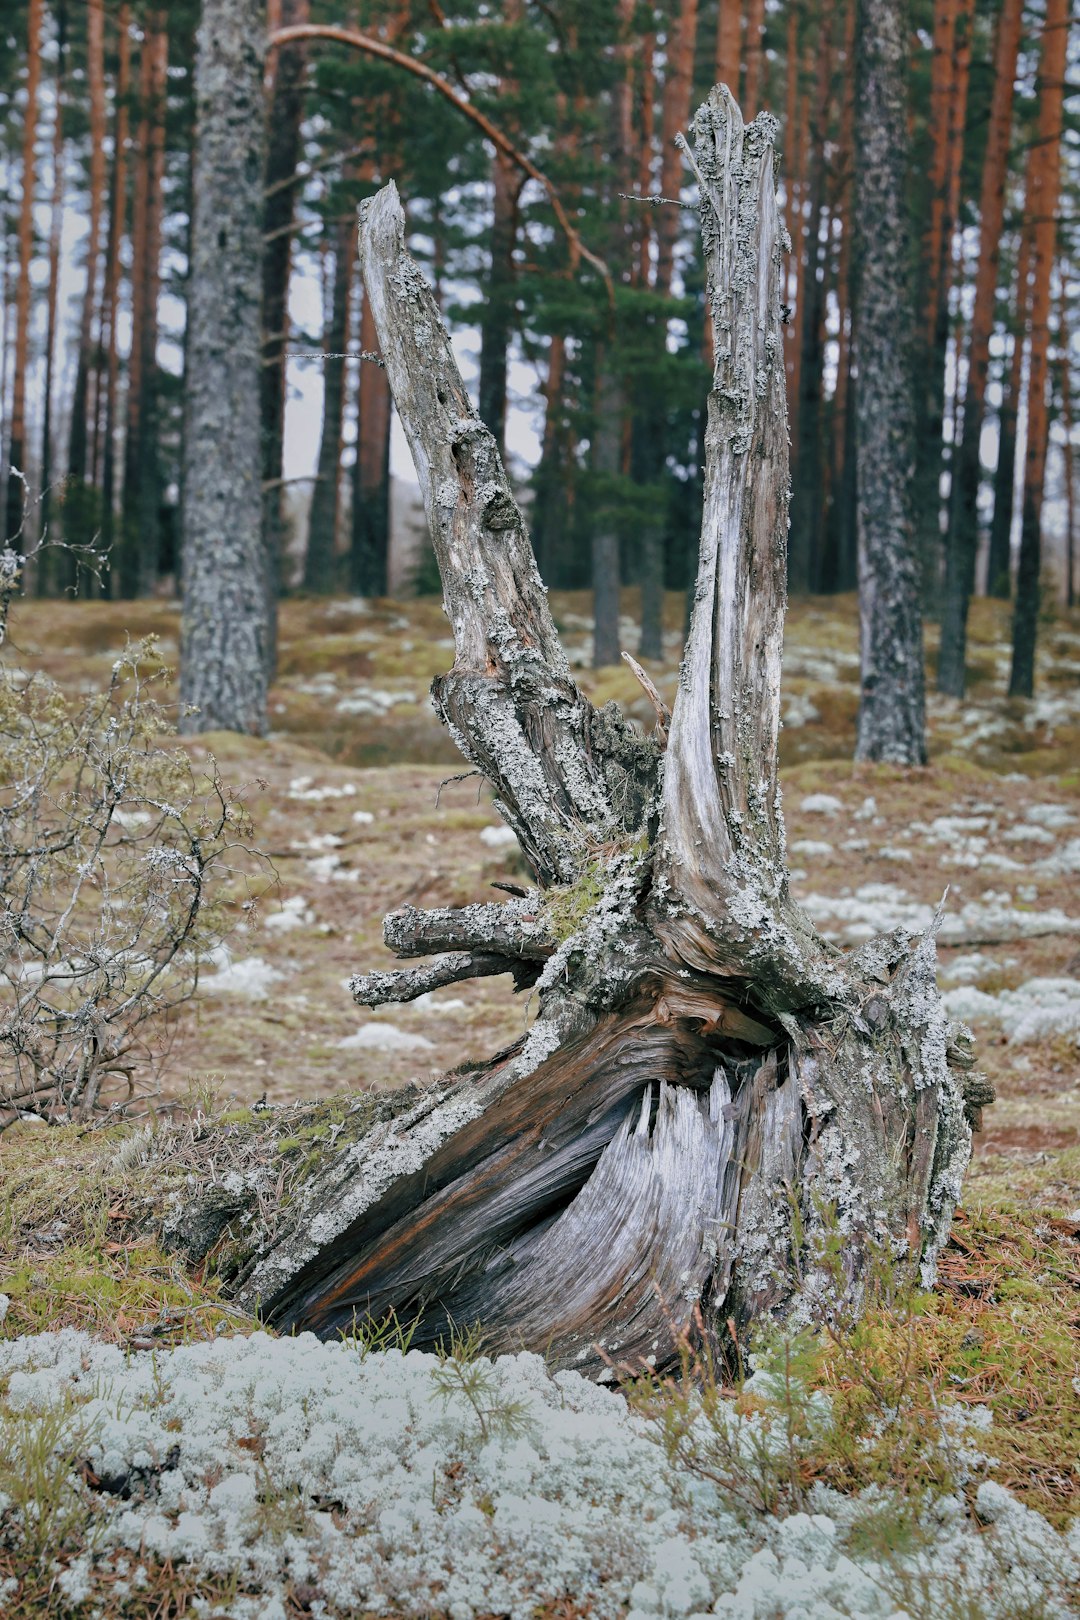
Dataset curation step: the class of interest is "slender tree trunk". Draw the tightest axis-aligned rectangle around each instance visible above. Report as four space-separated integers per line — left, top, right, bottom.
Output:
179 0 269 736
120 10 167 599
1061 290 1076 610
1009 0 1067 699
532 332 568 586
790 3 833 596
233 103 979 1368
852 0 926 764
349 290 391 597
97 4 131 589
937 0 1023 695
477 0 524 457
786 27 810 468
65 0 106 561
715 0 740 96
820 0 856 593
743 0 766 116
636 0 699 661
37 0 68 588
915 0 974 609
304 215 354 593
261 0 309 657
5 0 43 549
591 353 623 668
987 222 1031 598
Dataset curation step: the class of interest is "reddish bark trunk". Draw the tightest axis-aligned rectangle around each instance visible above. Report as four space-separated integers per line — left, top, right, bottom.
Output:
5 0 43 549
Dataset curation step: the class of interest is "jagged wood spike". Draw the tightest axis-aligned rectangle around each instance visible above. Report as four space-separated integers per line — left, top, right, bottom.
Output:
358 182 657 889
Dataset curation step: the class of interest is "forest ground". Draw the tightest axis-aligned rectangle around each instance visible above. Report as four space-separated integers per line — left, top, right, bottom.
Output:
8 587 1080 1181
2 589 1079 1619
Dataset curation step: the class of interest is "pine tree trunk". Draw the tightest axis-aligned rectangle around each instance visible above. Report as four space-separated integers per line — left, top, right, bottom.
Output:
1008 0 1067 699
1061 291 1076 610
790 4 832 597
743 0 766 117
937 0 1023 696
349 289 391 597
179 0 269 736
820 0 856 594
477 0 524 458
65 0 106 562
304 215 354 593
119 9 167 600
636 0 699 662
96 4 131 590
986 223 1031 599
261 0 309 658
591 353 623 668
914 0 973 612
5 0 43 550
36 0 68 589
714 0 740 98
852 0 927 764
227 95 980 1369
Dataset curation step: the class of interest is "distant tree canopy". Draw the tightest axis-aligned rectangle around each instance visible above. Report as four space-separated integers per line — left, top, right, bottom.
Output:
0 0 1075 702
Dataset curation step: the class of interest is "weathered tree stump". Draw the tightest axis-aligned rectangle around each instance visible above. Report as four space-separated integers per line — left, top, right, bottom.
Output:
232 90 987 1373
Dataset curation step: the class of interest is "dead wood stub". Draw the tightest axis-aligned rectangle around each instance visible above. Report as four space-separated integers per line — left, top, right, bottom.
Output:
240 88 986 1371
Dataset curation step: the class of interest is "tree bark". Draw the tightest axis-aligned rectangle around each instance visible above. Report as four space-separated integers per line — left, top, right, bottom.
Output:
96 4 131 588
224 96 979 1372
852 0 927 764
986 221 1031 599
349 287 391 597
65 0 106 559
261 0 309 659
119 8 167 600
37 0 68 585
936 0 1023 694
304 214 355 593
5 0 43 550
477 0 524 458
1008 0 1067 699
179 0 269 736
743 0 766 117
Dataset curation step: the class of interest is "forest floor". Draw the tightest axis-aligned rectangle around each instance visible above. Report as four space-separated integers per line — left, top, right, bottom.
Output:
2 588 1079 1618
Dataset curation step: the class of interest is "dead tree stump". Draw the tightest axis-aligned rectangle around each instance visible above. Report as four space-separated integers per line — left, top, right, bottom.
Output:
234 89 987 1373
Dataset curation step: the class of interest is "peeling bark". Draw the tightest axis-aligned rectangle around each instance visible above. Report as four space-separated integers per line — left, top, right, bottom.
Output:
224 92 981 1373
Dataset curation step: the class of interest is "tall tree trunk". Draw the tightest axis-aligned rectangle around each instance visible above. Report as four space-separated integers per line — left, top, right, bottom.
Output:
233 101 979 1368
1009 0 1067 699
986 221 1031 598
785 23 810 467
179 0 269 736
349 288 391 597
743 0 766 116
714 0 740 96
304 214 354 593
261 0 309 659
37 0 68 589
637 0 700 662
119 9 167 599
96 4 131 589
5 0 43 549
820 0 856 594
790 3 832 596
591 352 623 668
915 0 974 609
852 0 926 763
1061 289 1076 610
65 0 106 561
936 0 1023 696
477 0 524 457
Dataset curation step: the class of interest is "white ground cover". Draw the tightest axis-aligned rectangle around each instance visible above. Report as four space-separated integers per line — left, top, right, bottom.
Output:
802 884 1079 946
942 978 1080 1044
1 1330 1077 1620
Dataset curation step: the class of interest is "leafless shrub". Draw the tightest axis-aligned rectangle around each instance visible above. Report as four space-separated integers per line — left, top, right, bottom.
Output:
0 548 269 1129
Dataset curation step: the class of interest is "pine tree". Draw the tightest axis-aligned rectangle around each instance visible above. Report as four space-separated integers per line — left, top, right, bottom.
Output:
852 0 926 763
1009 0 1067 698
937 0 1024 696
5 0 43 548
180 0 269 735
